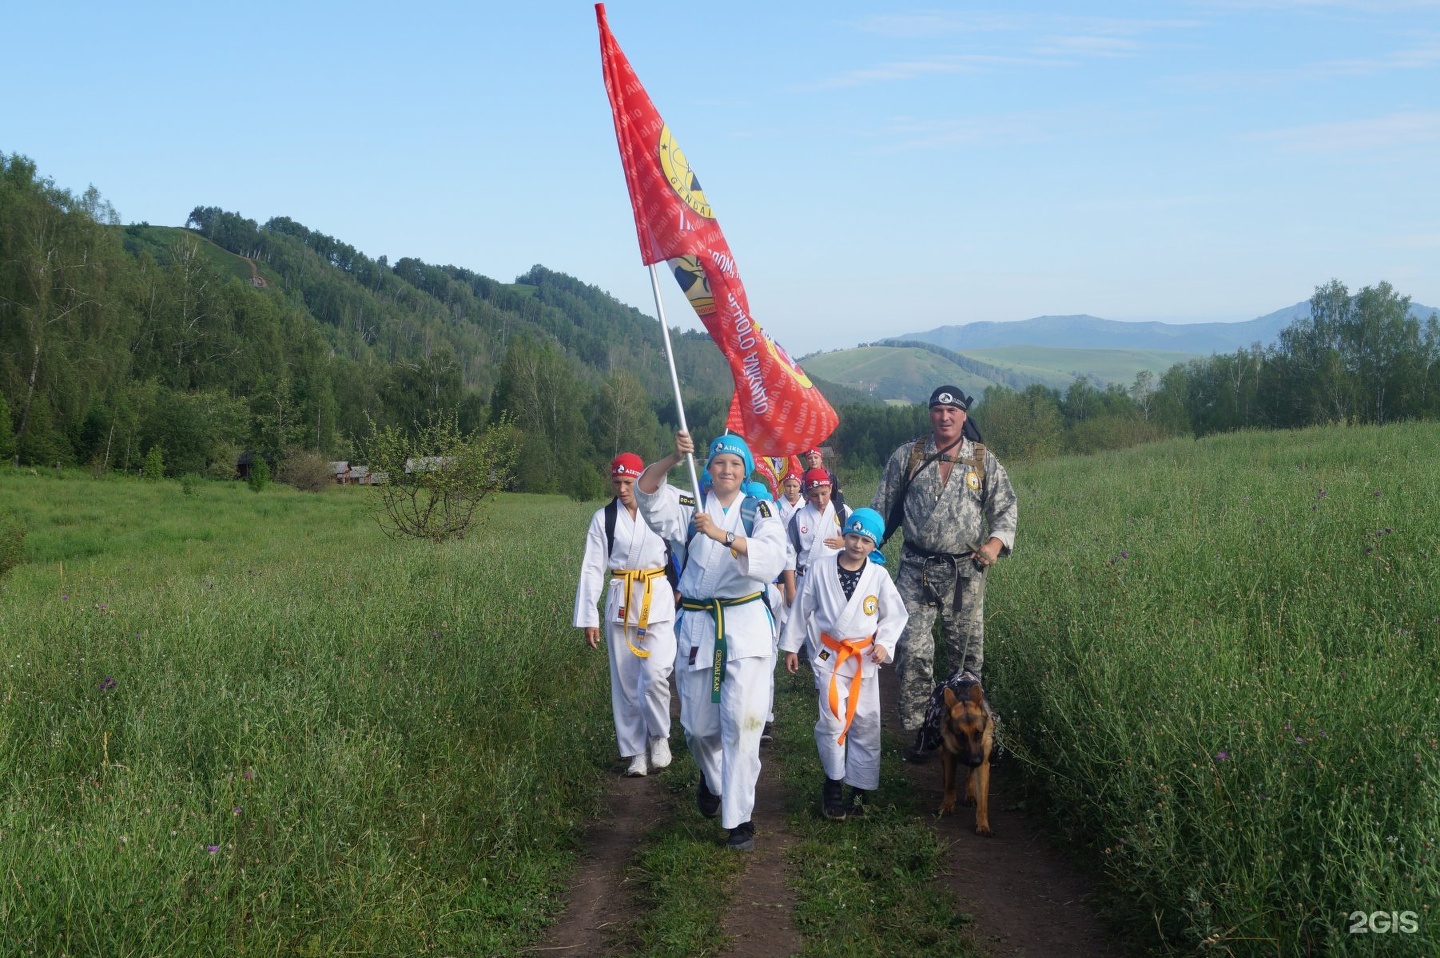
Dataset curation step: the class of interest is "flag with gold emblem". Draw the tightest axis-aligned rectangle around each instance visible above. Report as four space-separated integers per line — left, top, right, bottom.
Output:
596 3 838 457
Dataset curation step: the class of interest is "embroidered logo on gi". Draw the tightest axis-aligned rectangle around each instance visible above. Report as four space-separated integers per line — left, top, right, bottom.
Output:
966 470 981 491
863 595 878 615
799 525 808 535
817 649 831 662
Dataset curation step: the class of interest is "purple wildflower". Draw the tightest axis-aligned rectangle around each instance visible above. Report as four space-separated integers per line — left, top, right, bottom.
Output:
61 594 70 600
1214 750 1231 761
233 807 242 816
1120 551 1129 559
98 676 117 692
206 845 220 854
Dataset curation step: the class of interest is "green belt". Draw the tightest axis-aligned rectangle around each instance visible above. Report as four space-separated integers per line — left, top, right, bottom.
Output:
680 592 765 702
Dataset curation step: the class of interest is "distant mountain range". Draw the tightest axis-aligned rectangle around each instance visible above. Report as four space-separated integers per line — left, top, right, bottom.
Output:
897 301 1439 355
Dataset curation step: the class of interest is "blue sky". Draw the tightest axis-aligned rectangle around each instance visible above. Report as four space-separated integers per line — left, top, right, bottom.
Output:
5 1 1437 355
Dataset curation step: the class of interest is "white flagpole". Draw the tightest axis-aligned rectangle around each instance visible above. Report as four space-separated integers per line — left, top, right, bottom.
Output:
648 263 702 496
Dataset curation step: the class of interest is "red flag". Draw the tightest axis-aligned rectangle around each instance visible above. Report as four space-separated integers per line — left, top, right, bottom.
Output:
596 4 838 457
752 457 780 497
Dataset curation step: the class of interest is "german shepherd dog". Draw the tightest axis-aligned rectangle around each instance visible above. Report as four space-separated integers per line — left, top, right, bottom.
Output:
936 674 994 836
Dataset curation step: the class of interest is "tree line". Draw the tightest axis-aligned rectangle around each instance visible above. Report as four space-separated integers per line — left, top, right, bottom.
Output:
5 153 1437 494
973 280 1440 464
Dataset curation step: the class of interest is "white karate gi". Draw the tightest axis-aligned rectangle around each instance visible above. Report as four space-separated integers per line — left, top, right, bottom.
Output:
780 553 907 790
573 500 677 760
636 481 789 830
785 501 851 580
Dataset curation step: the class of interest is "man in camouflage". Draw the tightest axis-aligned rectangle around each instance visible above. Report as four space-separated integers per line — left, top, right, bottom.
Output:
870 386 1018 761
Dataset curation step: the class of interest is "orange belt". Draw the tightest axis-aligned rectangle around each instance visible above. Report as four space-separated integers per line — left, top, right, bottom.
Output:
613 567 667 657
820 632 875 745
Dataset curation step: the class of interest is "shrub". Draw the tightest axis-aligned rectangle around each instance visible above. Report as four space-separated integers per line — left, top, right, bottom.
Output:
247 457 270 493
0 512 25 580
180 474 202 497
357 411 518 542
278 448 334 493
142 445 165 480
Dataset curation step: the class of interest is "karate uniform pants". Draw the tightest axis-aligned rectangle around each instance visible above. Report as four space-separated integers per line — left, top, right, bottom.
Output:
812 658 882 791
605 618 676 758
677 653 774 830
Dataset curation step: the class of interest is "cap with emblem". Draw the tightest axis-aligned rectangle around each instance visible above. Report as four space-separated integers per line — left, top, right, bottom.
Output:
844 507 885 546
802 468 832 492
706 434 754 477
610 453 644 477
928 386 970 411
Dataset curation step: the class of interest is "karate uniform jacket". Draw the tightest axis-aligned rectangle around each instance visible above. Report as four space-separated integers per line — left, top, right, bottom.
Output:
636 481 788 669
785 501 851 576
780 554 906 678
572 500 676 630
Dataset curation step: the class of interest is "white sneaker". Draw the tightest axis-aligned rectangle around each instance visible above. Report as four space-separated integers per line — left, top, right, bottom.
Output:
625 753 648 777
649 736 672 769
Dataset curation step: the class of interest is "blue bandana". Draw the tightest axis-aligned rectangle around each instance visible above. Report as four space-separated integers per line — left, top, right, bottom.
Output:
741 481 774 502
844 507 885 547
707 434 754 478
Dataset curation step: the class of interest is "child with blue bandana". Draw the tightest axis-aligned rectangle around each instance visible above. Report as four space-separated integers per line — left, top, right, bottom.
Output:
635 430 789 852
781 508 908 820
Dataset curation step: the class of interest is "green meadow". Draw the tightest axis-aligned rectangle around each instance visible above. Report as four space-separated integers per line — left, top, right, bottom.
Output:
0 477 612 955
984 422 1440 955
2 420 1438 956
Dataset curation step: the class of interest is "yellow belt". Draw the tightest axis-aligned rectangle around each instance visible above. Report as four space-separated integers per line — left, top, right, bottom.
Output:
821 632 875 745
680 592 765 702
614 567 667 657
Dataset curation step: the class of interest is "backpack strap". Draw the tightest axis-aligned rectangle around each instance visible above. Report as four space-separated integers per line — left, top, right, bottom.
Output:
603 497 619 558
688 494 765 546
961 442 988 492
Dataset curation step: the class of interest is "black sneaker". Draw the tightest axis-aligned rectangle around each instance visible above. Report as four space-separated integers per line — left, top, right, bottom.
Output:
696 773 721 819
725 820 755 852
822 777 847 821
903 730 933 764
845 787 869 818
760 722 774 744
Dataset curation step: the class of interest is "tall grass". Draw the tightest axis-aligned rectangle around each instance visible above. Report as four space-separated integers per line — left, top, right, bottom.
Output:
986 423 1440 956
0 473 611 955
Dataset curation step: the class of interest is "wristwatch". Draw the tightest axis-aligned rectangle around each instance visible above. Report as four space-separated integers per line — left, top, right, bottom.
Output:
724 531 736 546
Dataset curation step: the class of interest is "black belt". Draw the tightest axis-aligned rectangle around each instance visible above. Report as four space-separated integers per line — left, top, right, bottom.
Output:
903 543 974 562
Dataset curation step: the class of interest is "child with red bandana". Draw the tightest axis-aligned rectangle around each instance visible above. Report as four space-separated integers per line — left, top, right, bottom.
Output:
574 453 677 777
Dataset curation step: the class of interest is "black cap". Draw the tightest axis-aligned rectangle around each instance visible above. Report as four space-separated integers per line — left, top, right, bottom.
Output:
928 386 970 410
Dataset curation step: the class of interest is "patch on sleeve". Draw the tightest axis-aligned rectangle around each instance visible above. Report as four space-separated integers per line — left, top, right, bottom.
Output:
678 494 696 507
756 501 772 518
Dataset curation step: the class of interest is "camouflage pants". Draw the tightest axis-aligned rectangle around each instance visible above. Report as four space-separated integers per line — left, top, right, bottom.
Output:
894 555 987 731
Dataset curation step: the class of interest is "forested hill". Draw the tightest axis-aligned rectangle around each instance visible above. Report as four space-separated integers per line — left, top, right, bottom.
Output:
0 155 874 496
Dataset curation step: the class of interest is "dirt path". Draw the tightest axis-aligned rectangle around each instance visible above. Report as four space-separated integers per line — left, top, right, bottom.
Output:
878 668 1121 958
542 670 1121 958
534 770 670 955
716 744 803 958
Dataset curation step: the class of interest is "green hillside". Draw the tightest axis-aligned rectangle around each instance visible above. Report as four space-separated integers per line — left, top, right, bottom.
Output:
964 345 1198 391
803 339 1199 402
799 346 1000 404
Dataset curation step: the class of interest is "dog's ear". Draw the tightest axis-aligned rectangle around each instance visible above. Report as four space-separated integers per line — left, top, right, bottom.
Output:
943 687 958 708
967 684 985 706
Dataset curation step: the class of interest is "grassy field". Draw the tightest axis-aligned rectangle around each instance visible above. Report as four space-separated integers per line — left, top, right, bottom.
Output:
0 475 613 955
985 422 1440 955
4 420 1437 956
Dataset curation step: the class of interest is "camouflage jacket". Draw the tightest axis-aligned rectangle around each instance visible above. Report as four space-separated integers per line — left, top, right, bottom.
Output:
870 436 1017 559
